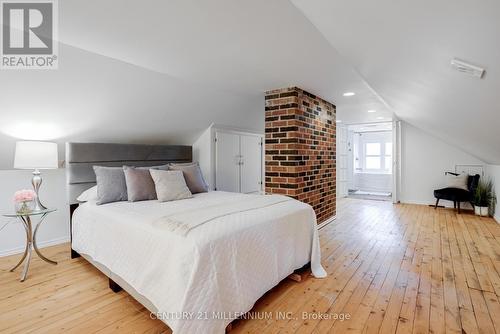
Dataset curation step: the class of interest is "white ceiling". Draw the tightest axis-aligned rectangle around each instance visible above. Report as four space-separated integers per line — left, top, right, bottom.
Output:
58 0 392 123
3 0 497 168
1 0 395 169
291 0 500 164
0 0 397 169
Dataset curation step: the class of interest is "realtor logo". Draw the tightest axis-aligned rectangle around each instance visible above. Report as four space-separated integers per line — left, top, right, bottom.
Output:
1 0 58 69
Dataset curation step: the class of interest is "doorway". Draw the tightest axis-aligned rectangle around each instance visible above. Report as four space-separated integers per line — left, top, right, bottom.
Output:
338 122 394 202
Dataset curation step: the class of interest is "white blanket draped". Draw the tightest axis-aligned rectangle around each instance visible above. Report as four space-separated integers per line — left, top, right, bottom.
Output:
152 194 293 236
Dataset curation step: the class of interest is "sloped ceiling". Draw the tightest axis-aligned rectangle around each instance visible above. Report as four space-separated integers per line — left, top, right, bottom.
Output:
0 0 396 169
57 0 392 123
291 0 500 164
0 44 263 169
0 0 395 169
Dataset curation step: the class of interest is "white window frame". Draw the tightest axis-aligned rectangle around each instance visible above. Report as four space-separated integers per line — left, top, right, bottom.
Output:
357 133 392 174
364 142 382 170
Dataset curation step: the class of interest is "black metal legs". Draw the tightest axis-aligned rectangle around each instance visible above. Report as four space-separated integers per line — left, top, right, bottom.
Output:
435 198 440 209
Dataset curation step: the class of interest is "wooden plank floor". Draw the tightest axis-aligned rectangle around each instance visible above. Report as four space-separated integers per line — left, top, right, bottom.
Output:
2 198 500 333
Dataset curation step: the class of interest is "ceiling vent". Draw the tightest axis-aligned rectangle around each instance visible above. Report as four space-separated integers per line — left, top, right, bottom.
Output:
451 58 485 78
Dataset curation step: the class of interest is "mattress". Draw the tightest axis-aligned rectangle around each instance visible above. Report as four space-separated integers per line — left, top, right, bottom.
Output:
72 191 326 333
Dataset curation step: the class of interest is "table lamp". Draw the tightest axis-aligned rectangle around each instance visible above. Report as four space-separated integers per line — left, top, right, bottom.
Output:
14 141 58 211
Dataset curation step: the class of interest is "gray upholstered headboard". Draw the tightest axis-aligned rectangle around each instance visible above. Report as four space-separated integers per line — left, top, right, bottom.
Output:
66 142 192 204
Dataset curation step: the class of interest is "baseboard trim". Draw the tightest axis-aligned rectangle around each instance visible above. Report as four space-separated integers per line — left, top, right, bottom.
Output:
318 215 336 229
400 199 474 210
0 236 70 257
494 214 500 224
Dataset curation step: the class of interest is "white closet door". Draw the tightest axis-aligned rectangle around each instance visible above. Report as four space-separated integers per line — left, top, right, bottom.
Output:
240 135 262 193
215 132 240 192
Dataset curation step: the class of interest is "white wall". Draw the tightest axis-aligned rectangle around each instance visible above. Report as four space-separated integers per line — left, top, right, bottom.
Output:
400 122 485 207
0 169 69 257
486 164 500 222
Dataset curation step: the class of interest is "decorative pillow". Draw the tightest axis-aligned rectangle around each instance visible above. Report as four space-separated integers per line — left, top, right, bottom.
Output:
169 162 208 194
446 173 469 190
76 185 98 202
93 166 128 205
123 166 158 202
149 169 193 202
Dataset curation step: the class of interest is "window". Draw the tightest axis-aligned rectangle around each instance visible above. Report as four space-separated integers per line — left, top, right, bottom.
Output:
365 143 381 169
359 136 392 173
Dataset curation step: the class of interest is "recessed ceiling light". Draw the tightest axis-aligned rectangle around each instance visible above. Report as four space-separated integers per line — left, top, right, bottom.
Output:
376 116 384 120
343 92 355 97
367 110 376 113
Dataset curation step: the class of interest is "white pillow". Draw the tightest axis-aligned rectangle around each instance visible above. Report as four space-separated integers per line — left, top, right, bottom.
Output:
149 170 192 202
77 185 98 202
446 174 469 190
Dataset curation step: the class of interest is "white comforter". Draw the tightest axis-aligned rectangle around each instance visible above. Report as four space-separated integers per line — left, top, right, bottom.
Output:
72 191 326 333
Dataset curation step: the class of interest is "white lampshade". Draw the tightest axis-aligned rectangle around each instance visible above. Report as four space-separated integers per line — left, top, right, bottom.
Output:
14 141 58 169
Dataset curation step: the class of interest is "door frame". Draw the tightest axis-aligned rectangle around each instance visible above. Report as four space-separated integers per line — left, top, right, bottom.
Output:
338 121 398 201
336 124 348 198
392 119 401 204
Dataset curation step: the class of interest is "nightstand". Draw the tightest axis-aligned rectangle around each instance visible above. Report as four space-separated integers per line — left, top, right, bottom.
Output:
3 209 58 282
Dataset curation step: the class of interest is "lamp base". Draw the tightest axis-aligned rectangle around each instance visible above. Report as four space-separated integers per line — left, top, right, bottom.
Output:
32 169 48 212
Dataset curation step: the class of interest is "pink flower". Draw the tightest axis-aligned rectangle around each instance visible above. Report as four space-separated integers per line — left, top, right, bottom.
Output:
13 189 37 203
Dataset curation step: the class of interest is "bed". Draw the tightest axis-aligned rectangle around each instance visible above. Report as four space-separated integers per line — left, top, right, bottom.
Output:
66 142 326 334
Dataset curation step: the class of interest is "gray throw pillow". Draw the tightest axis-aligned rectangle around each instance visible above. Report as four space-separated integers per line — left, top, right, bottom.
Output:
169 163 208 194
149 170 193 202
446 173 469 190
123 166 158 202
93 166 128 205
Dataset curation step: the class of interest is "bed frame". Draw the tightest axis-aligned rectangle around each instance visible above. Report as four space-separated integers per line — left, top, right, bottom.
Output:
66 142 306 332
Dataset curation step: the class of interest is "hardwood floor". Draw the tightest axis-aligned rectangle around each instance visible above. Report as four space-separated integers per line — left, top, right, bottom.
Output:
2 199 500 333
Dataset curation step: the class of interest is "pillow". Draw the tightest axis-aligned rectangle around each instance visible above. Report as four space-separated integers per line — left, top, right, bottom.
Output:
169 162 208 194
93 166 128 205
149 169 192 202
76 185 97 202
123 166 158 202
446 173 469 191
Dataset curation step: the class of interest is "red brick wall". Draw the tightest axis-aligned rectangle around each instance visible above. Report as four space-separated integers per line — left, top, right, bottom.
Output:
265 87 336 223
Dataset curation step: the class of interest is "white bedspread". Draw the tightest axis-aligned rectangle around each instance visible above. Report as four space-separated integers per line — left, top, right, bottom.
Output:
72 191 326 333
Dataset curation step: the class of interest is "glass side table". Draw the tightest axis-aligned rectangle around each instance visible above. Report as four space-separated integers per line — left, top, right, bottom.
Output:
3 208 58 282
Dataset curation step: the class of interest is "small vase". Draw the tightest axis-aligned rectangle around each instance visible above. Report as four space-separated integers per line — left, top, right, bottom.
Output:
15 200 35 214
